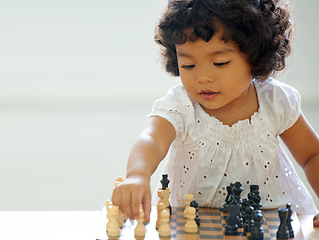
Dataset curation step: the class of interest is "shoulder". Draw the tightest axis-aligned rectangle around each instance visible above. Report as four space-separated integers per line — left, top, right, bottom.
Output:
151 84 193 112
149 84 196 140
159 84 189 101
256 78 302 135
256 78 301 104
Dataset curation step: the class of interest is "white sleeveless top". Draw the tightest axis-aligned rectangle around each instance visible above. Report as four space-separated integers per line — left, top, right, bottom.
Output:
149 78 317 215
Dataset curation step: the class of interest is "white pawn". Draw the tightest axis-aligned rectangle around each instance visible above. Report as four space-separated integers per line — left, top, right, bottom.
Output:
107 204 121 238
156 202 167 229
135 206 146 238
158 209 171 237
106 200 111 233
184 193 194 218
185 207 198 234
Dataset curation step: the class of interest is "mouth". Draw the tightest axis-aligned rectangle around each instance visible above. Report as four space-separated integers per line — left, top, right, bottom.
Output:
199 90 219 100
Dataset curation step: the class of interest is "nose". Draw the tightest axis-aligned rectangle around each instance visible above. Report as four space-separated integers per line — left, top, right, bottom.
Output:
196 64 215 84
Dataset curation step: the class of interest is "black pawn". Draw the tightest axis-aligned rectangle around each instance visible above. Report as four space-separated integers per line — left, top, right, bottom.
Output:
190 200 200 227
243 206 254 233
276 208 289 239
161 173 170 190
286 203 294 238
250 211 264 240
224 204 240 235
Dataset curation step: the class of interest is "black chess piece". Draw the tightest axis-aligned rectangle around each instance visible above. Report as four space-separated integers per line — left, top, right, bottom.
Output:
230 182 243 227
241 198 250 222
248 185 262 210
276 208 289 239
190 200 199 212
195 213 200 227
243 206 254 233
250 210 264 240
224 204 240 235
161 173 170 190
286 203 294 238
231 181 243 205
223 183 235 212
190 200 200 227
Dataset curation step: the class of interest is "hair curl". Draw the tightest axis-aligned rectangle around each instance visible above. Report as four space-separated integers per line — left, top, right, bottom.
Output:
155 0 293 81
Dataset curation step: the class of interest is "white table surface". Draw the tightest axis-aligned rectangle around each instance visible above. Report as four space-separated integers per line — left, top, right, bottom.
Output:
0 211 100 240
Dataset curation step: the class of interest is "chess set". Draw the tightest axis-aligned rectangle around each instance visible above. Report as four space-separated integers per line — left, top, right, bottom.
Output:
96 175 302 240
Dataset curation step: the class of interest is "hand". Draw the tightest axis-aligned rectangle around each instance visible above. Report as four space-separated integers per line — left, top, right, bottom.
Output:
314 213 319 227
111 175 152 221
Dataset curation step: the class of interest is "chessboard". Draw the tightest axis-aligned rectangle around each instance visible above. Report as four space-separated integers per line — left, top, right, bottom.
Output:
96 206 303 240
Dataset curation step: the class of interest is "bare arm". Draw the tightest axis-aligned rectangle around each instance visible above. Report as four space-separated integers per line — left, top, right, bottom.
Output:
112 116 176 221
280 113 319 226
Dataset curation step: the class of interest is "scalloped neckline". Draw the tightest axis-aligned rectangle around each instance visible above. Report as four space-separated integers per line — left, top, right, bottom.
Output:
196 80 263 129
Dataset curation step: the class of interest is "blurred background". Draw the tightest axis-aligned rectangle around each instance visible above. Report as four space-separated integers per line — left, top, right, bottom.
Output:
0 0 318 210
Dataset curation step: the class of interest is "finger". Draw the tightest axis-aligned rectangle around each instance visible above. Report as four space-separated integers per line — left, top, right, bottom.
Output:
142 189 152 222
111 187 120 206
122 189 133 220
314 218 319 227
131 190 143 220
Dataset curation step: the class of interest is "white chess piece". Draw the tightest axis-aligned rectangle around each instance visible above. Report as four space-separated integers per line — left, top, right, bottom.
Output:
107 205 121 238
134 206 146 238
158 209 171 237
185 207 198 233
156 202 167 229
184 193 194 218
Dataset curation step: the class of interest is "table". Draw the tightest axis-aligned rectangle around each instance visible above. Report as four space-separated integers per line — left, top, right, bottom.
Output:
0 211 100 240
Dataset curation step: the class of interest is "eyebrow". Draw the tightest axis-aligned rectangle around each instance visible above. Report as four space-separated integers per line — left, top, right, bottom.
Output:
177 48 234 58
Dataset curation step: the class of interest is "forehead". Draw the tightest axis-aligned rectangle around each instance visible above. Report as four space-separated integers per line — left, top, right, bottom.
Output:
176 32 239 57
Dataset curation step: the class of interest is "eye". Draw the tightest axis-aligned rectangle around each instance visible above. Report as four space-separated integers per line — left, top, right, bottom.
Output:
214 61 230 67
180 64 196 69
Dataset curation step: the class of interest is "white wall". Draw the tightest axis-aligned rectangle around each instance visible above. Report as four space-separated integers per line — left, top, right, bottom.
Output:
0 0 318 210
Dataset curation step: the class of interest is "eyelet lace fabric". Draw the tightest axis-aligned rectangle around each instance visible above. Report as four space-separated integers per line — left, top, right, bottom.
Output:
149 78 317 215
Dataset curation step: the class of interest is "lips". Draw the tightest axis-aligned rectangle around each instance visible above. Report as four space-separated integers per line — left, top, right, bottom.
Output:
200 90 219 100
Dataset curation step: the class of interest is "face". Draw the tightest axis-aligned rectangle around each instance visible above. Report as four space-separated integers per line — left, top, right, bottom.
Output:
175 32 253 116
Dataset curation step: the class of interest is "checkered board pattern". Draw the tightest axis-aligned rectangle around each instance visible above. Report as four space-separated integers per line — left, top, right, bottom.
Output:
97 207 283 240
170 207 279 239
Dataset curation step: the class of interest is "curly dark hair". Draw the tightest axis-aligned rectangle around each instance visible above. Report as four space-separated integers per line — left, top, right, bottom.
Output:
155 0 292 81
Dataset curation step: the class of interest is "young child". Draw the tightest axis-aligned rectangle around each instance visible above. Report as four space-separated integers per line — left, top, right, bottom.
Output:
112 0 319 226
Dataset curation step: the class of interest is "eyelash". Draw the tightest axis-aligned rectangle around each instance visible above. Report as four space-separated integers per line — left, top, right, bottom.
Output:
214 61 230 67
180 61 230 69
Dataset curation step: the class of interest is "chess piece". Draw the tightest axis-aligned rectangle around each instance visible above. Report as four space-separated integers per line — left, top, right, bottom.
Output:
107 204 121 238
250 210 264 240
158 187 171 215
224 204 240 235
276 208 289 239
223 183 235 211
248 185 262 210
190 200 200 227
134 206 145 238
185 207 198 233
158 209 171 237
115 176 124 187
243 206 254 233
156 202 167 229
161 173 170 190
241 198 250 228
184 194 194 218
231 181 243 205
106 200 112 232
286 203 294 238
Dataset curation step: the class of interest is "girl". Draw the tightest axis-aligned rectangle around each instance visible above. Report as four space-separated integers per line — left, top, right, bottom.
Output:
112 0 319 226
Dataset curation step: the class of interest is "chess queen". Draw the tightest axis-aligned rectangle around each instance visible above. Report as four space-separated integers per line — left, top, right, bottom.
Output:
112 0 319 226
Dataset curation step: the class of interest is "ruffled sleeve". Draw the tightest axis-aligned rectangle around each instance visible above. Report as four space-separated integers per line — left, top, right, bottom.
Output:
260 79 301 135
147 85 196 142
